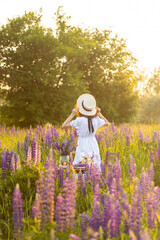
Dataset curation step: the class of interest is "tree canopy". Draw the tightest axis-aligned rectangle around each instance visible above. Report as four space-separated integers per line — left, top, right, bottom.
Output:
0 7 139 127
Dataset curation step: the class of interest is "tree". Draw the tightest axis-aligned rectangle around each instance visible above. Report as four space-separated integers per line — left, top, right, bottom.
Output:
146 67 160 95
138 94 160 123
0 7 139 127
0 10 86 127
55 8 139 123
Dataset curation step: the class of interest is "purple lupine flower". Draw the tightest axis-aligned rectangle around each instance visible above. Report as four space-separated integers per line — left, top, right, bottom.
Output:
152 130 158 143
1 149 7 180
107 161 114 190
35 174 43 225
63 177 77 230
130 182 141 238
89 184 102 232
10 154 16 173
55 193 65 232
17 141 20 154
16 156 21 170
6 149 11 168
56 177 77 231
111 123 117 134
110 178 118 199
73 128 77 138
12 184 23 239
35 172 49 228
121 192 130 234
158 138 160 162
154 148 159 161
52 138 75 156
77 171 86 197
128 126 133 135
53 127 59 141
70 131 75 142
95 131 104 144
144 135 150 143
112 160 122 193
80 213 89 239
147 191 159 229
149 151 154 165
103 194 121 238
94 184 100 202
78 170 83 187
120 124 125 136
100 161 107 184
1 149 15 180
126 133 130 146
154 186 159 201
89 162 100 189
107 195 121 239
89 200 102 232
45 126 52 147
37 146 41 163
45 167 55 223
138 126 143 144
14 153 17 170
41 152 55 225
31 137 38 165
24 133 30 157
41 179 48 226
129 154 136 181
102 194 112 231
27 146 32 167
148 163 154 182
140 169 151 203
31 193 41 221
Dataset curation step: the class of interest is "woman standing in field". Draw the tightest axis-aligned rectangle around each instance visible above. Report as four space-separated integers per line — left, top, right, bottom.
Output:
62 93 110 170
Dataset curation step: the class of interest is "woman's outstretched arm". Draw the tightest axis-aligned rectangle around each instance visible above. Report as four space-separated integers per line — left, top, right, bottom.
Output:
96 107 111 126
62 108 79 128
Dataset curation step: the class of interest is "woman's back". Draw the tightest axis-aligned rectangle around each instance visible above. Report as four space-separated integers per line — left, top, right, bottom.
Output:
70 116 105 137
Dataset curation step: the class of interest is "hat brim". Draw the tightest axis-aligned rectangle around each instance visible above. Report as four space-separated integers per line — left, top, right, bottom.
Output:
77 94 97 116
79 107 97 116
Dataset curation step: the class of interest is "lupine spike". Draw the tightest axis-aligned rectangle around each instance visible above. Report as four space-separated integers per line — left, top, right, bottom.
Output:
130 181 141 238
129 154 136 181
12 184 23 240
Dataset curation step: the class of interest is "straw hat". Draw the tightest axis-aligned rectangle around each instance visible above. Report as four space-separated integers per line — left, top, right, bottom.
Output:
77 93 96 116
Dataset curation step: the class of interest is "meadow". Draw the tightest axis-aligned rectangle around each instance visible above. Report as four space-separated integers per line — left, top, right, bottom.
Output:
0 123 160 240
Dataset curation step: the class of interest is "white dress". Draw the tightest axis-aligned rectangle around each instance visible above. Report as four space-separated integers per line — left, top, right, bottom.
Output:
70 116 105 170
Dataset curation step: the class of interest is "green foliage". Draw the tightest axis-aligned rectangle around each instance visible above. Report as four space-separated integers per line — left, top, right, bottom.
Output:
0 7 139 127
138 94 160 123
0 166 39 239
154 162 160 187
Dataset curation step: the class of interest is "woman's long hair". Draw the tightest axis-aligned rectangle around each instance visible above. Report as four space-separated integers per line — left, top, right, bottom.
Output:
75 104 97 133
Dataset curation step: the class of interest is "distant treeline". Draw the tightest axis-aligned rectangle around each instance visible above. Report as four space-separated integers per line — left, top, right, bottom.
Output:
0 7 144 127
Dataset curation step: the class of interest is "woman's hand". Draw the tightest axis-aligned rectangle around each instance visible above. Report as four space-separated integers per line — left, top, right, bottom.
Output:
72 108 79 115
96 107 101 115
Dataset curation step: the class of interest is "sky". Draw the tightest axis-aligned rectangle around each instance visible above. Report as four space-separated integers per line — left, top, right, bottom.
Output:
0 0 160 73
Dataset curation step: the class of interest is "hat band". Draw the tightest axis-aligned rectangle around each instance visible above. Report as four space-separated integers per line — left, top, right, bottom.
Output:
82 100 92 112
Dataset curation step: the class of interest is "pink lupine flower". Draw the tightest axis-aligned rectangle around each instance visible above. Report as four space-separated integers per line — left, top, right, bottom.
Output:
31 193 41 221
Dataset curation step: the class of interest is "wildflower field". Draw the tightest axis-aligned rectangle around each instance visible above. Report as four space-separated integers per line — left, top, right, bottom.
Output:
1 123 160 240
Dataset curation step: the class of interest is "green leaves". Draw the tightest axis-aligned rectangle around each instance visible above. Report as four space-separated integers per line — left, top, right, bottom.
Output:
0 8 139 127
